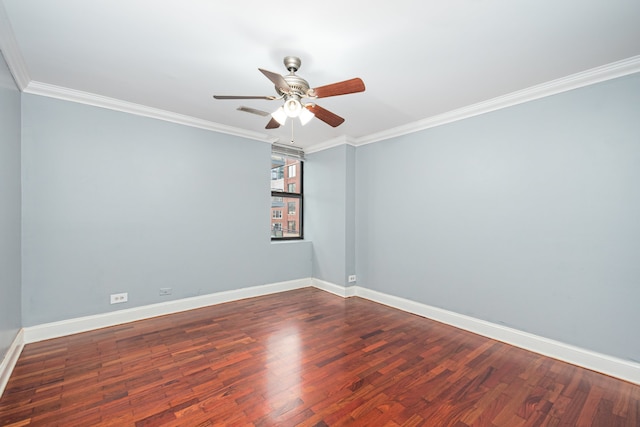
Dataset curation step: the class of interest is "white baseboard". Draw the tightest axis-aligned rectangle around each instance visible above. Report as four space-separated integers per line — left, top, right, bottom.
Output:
13 278 640 388
23 278 311 344
0 329 24 397
354 286 640 386
311 278 357 297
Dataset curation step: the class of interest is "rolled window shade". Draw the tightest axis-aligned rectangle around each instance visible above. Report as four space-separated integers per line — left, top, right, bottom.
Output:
271 143 305 161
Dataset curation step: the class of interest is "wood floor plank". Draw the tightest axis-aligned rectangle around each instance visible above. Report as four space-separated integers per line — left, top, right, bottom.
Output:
1 288 639 426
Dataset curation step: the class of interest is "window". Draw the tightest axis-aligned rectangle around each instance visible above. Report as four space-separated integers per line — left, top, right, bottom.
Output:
272 167 284 181
272 223 282 238
271 145 303 240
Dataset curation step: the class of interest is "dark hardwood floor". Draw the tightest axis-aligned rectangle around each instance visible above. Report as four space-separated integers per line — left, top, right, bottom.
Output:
1 288 639 426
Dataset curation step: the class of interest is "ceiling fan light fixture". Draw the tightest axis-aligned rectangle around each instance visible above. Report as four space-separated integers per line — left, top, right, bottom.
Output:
213 56 365 130
284 97 302 118
271 106 287 126
299 107 314 126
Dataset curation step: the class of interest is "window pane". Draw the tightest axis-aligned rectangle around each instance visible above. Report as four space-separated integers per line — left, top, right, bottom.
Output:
272 157 301 194
271 196 301 238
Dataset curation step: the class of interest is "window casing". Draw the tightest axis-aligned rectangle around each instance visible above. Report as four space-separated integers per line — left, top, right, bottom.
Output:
271 148 303 240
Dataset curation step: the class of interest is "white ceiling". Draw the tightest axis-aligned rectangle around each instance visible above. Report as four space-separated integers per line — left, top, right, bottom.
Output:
1 0 640 150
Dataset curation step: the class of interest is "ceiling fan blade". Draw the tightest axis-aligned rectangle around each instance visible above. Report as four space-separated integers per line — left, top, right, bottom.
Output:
311 78 365 98
306 104 345 127
259 68 291 92
237 106 270 117
265 117 281 129
213 95 276 100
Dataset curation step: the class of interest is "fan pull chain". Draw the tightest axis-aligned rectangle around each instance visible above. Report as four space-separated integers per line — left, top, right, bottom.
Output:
290 119 295 144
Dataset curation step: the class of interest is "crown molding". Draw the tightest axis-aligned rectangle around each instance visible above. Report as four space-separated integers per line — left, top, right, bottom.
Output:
353 55 640 147
0 2 30 89
23 81 278 143
4 21 638 153
303 135 357 154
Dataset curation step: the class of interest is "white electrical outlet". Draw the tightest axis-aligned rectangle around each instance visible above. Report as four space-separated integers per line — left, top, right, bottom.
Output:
110 292 128 304
159 288 172 296
348 275 357 283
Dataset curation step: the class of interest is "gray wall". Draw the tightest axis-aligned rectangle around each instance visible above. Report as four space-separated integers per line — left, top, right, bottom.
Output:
355 73 640 363
0 51 22 359
21 94 311 326
305 144 356 286
345 145 356 284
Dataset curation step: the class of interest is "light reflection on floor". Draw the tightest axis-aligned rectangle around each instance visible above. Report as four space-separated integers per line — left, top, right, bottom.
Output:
266 324 302 417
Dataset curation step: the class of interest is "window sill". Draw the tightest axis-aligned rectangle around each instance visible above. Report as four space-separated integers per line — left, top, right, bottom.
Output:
270 238 306 244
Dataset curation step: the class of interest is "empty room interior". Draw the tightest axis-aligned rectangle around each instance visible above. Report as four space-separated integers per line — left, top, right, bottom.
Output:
1 1 640 425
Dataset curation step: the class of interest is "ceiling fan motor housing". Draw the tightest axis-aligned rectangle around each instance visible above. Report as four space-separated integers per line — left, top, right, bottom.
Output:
277 74 310 97
283 56 301 72
272 56 310 98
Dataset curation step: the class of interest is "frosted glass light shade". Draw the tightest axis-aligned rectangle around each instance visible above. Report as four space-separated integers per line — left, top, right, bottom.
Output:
271 107 287 125
299 107 314 125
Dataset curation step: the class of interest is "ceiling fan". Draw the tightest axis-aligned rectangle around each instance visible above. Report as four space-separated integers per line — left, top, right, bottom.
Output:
213 56 365 129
